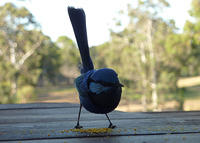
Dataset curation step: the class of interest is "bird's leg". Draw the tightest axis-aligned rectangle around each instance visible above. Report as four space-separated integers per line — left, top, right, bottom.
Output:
105 113 116 129
74 104 83 129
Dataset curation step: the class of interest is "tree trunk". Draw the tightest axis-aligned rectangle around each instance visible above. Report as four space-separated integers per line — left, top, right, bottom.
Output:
9 41 18 97
137 42 148 111
151 83 158 110
11 79 17 97
147 19 158 111
177 88 185 111
141 79 148 111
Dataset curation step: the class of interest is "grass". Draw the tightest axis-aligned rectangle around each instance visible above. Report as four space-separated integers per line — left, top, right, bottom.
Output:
35 86 75 95
34 85 200 111
183 86 200 99
122 87 141 101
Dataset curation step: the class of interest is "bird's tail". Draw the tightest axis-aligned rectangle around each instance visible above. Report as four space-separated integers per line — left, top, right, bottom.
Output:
68 7 94 73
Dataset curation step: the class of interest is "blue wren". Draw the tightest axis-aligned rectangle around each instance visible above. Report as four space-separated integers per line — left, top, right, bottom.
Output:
68 7 123 129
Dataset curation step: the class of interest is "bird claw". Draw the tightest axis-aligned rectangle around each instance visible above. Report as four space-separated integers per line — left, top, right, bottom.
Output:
108 124 116 129
74 124 83 129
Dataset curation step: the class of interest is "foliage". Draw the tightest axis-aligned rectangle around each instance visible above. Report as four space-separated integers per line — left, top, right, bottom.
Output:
92 0 175 111
91 0 200 111
56 36 80 67
39 37 62 85
164 0 200 110
0 3 61 103
1 0 200 111
55 36 80 85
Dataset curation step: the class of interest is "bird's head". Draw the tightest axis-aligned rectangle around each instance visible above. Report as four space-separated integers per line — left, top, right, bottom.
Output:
89 68 123 87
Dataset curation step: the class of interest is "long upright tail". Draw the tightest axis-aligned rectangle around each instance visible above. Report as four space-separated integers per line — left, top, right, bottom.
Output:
68 7 94 73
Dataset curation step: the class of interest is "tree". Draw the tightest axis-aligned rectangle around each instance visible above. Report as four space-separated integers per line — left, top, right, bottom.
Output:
39 37 62 85
105 0 175 111
164 0 200 110
56 36 80 85
0 3 61 103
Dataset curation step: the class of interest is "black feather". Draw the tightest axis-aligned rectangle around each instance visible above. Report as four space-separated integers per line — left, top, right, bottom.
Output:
68 7 94 73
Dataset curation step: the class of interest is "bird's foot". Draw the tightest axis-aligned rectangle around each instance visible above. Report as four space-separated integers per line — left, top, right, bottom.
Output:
74 124 83 129
108 123 116 129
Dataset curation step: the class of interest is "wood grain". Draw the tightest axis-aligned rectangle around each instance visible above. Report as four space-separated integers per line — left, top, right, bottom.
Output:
1 133 200 143
0 103 200 142
0 103 79 110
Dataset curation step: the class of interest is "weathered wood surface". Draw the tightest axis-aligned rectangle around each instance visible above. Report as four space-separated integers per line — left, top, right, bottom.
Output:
0 103 200 143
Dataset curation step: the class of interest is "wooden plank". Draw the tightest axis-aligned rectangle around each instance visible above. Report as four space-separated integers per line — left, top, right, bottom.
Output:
1 110 200 125
1 105 200 119
0 116 200 141
1 103 200 142
1 133 200 143
0 103 79 110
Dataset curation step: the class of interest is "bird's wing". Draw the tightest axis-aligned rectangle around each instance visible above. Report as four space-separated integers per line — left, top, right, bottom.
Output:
68 7 94 73
75 74 88 96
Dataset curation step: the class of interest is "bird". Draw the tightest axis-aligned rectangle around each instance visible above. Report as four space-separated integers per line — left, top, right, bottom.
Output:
68 7 123 129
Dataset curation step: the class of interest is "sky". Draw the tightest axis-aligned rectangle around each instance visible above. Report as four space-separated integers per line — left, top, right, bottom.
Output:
0 0 192 46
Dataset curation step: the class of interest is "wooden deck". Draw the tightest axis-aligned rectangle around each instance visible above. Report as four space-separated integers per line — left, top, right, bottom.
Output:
0 103 200 143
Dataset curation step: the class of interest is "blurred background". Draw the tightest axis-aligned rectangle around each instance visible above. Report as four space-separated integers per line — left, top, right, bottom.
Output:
0 0 200 112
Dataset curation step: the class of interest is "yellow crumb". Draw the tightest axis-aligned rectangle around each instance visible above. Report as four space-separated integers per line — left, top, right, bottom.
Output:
70 128 112 133
60 130 65 133
64 129 69 133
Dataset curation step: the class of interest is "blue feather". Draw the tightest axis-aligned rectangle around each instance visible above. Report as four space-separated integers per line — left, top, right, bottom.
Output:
89 82 111 94
68 7 123 114
68 7 94 73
